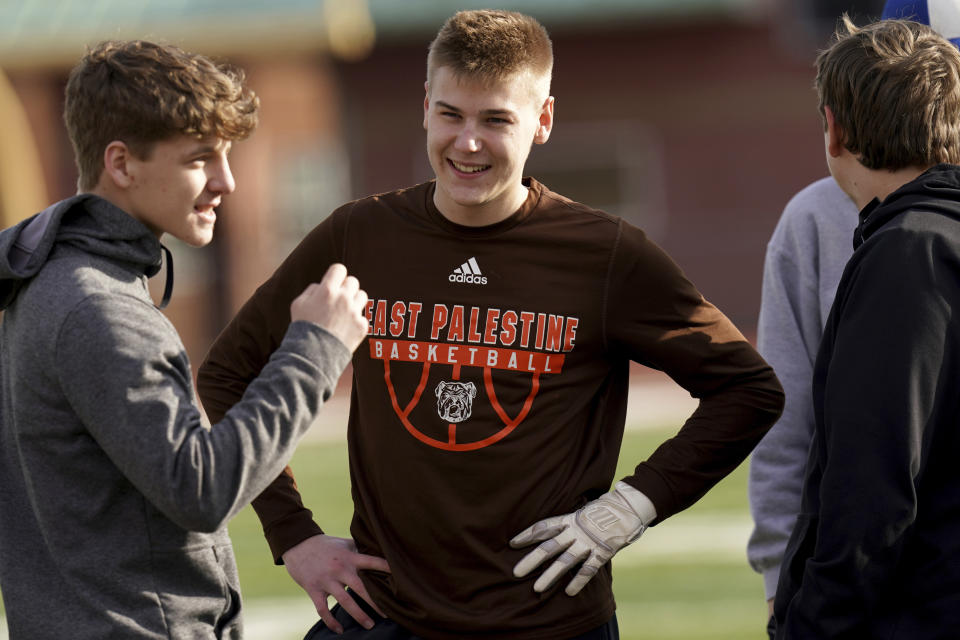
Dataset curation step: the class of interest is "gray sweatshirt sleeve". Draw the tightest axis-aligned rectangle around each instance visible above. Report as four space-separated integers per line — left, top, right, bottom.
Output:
54 291 351 533
747 178 857 598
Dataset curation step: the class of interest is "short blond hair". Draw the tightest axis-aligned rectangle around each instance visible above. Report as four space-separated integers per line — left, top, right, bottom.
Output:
64 40 259 191
816 16 960 170
427 10 552 98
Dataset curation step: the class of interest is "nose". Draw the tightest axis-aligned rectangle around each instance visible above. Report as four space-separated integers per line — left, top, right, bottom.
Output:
454 125 481 153
209 155 236 195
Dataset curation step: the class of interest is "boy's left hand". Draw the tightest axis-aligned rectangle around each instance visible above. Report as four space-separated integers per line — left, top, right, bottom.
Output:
510 481 656 595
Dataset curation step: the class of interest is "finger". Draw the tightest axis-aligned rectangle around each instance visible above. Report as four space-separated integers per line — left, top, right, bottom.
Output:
320 263 348 289
533 546 587 593
510 517 565 547
355 287 368 309
513 535 571 578
344 575 388 618
341 275 360 298
311 592 342 635
564 556 604 596
353 552 391 574
332 586 375 631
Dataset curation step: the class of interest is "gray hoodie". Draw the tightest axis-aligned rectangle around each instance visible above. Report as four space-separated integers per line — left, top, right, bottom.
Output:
746 177 857 600
0 195 351 638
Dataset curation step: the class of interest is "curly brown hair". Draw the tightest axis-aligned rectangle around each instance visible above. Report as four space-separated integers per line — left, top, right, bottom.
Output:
427 10 552 97
816 16 960 171
64 40 259 191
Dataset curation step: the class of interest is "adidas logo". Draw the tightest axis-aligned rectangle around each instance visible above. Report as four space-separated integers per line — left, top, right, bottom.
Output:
448 257 488 285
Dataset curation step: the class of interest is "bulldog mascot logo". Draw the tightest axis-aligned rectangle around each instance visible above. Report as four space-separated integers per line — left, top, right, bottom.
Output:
436 381 477 423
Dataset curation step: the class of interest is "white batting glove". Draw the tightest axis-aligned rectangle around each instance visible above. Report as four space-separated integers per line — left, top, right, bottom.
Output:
510 481 657 596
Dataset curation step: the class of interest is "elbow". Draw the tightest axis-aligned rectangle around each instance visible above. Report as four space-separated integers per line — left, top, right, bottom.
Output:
165 501 233 534
155 464 238 533
768 369 787 419
749 363 786 420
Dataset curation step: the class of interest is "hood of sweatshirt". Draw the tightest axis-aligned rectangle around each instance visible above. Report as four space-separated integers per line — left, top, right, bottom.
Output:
854 163 960 249
0 194 166 311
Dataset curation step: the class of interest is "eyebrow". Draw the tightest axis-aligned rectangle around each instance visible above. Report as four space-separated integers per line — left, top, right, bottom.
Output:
434 100 515 117
185 141 230 158
190 145 218 156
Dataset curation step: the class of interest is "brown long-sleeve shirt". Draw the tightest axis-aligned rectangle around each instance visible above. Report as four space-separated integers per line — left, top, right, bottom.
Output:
198 178 783 639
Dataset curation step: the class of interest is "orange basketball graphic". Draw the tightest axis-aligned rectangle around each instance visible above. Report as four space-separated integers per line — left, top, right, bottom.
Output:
370 338 564 451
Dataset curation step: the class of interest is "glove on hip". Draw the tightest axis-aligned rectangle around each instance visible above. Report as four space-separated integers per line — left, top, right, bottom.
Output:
510 481 657 596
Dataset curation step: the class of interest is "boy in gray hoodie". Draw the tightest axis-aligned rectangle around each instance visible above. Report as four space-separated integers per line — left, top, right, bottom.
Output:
0 40 381 638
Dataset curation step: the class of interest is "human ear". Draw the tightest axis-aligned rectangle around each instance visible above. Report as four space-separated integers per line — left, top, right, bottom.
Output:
102 141 135 189
824 106 844 158
423 81 430 130
533 96 555 145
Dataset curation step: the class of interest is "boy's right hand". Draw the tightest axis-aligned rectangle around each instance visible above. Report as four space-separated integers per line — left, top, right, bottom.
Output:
282 534 391 633
290 263 369 352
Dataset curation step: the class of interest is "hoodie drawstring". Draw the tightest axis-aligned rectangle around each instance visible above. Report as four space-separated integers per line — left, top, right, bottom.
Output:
157 244 174 309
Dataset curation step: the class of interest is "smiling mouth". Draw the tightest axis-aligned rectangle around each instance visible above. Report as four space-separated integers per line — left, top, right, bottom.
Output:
449 159 490 174
194 203 218 221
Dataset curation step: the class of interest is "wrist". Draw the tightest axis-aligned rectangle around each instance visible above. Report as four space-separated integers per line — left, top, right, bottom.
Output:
614 481 657 526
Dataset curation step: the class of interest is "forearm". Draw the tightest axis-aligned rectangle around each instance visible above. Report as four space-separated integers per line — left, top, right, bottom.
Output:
151 323 350 529
61 296 349 531
252 467 325 563
193 323 350 524
198 222 348 546
625 362 784 522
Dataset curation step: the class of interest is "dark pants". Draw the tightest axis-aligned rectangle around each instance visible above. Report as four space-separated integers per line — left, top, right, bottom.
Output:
303 600 619 640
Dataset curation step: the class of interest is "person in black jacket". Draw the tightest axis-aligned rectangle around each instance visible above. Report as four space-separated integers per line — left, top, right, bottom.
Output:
772 15 960 640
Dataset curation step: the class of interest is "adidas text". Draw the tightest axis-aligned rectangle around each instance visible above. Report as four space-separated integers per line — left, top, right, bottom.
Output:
449 273 488 284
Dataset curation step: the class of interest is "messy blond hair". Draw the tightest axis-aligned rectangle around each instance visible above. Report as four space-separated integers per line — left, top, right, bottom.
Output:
64 40 259 191
816 16 960 170
427 10 552 100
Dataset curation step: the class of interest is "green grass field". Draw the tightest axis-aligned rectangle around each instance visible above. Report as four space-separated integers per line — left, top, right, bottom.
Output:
0 427 770 639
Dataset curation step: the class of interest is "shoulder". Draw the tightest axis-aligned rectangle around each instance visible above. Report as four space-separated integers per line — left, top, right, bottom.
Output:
527 179 635 259
531 178 621 227
338 182 433 217
842 212 960 304
864 209 960 260
55 288 181 369
24 249 152 319
12 257 174 368
314 181 435 237
765 178 858 270
776 177 857 237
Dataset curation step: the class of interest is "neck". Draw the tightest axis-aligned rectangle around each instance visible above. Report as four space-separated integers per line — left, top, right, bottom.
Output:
841 163 929 210
84 183 126 214
433 182 529 227
85 182 162 239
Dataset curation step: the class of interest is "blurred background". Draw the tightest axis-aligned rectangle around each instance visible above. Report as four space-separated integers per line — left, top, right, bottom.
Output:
0 0 886 638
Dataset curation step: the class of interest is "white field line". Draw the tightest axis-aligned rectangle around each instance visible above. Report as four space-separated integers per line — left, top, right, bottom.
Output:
614 514 753 566
242 597 319 639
